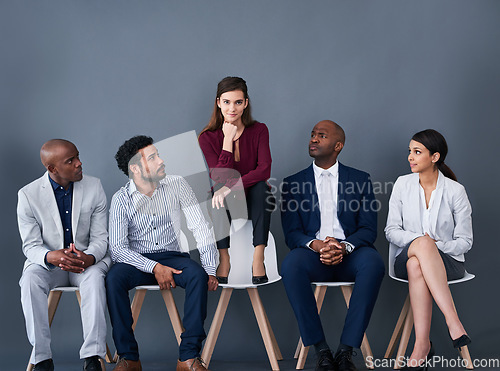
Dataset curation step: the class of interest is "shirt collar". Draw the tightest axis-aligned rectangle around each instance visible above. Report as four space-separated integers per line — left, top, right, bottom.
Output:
312 161 339 179
127 178 167 196
48 173 73 191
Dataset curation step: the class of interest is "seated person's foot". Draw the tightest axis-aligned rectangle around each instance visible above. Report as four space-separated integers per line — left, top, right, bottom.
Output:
33 359 54 371
333 349 357 371
84 355 102 371
176 357 210 371
315 349 335 371
252 259 268 284
113 358 142 371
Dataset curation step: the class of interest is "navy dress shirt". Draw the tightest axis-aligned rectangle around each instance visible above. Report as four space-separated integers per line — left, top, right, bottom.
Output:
49 175 74 249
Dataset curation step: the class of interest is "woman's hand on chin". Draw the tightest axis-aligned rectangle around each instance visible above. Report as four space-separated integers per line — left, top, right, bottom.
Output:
222 122 238 141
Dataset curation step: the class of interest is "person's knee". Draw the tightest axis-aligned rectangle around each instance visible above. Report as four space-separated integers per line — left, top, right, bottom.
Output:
281 250 307 282
184 263 208 286
406 257 422 279
80 268 106 290
250 181 268 194
409 236 436 256
105 264 123 290
20 270 49 293
357 250 385 281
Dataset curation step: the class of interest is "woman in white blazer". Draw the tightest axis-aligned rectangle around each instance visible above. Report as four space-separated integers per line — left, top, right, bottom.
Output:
385 129 472 370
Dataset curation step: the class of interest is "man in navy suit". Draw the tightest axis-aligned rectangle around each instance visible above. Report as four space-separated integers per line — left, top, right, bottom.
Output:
281 120 384 371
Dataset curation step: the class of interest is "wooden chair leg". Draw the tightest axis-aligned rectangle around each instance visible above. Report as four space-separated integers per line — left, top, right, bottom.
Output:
201 287 233 367
263 307 283 361
360 333 374 370
105 344 114 364
460 345 474 370
47 290 63 326
113 289 147 362
385 294 411 359
450 296 474 370
295 285 328 369
160 289 184 345
294 338 303 359
339 286 374 369
394 305 414 370
247 288 280 371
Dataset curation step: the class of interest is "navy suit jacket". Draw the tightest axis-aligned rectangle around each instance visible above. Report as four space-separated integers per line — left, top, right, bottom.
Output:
281 162 377 251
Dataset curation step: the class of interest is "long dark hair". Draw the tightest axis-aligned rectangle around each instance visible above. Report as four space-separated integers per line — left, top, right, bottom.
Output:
411 129 457 181
199 76 255 137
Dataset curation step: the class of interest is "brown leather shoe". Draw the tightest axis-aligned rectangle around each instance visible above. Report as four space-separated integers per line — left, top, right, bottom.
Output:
113 358 142 371
176 357 210 371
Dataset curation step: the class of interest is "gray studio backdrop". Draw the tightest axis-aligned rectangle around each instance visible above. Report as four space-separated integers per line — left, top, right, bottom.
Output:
1 1 499 369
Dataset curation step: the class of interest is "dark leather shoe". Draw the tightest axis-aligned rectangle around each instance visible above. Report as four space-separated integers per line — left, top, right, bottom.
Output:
252 263 268 284
316 349 335 371
113 358 142 371
33 359 54 371
176 357 210 371
84 356 102 371
333 349 357 371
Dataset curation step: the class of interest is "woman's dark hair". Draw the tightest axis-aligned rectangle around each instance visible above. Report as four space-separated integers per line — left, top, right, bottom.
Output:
412 129 457 181
115 135 154 176
199 76 255 137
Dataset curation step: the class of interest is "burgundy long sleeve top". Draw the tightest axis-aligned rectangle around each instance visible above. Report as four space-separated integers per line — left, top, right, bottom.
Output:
198 121 272 191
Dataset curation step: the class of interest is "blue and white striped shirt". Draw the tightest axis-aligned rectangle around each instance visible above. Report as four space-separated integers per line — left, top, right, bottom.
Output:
109 175 217 276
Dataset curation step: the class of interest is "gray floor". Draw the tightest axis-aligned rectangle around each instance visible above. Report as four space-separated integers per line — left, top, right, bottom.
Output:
17 356 491 371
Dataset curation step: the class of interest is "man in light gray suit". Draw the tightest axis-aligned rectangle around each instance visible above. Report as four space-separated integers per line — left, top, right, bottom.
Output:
17 139 110 371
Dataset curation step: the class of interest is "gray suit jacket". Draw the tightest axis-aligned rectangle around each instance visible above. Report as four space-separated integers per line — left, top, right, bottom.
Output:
385 171 473 262
17 172 111 271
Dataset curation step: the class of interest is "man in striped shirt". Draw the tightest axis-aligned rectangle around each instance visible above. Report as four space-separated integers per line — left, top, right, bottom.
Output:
106 135 218 371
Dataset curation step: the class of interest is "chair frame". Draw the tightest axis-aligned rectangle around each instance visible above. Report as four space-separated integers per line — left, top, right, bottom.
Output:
112 285 184 362
201 285 283 370
293 282 374 370
201 220 282 370
384 244 475 369
26 287 113 371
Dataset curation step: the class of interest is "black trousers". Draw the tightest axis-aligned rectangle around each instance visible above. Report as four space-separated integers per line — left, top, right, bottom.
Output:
208 181 275 249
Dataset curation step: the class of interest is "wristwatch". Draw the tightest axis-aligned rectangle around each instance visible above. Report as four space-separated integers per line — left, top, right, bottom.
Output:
341 241 354 254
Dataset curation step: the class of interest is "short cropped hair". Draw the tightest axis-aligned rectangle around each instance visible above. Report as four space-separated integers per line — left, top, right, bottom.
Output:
115 135 154 176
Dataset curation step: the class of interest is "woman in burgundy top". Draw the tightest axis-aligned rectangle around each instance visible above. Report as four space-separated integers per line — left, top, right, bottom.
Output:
198 76 274 285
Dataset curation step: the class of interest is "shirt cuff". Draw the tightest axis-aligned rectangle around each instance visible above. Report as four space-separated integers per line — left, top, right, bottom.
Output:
340 241 355 254
44 252 55 269
306 240 317 252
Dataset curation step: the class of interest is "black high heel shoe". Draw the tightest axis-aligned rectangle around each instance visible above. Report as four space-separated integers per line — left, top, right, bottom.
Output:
401 341 435 371
451 334 471 349
252 262 268 285
216 276 228 284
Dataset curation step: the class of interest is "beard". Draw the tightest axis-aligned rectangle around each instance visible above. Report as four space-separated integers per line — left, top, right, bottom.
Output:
140 168 166 183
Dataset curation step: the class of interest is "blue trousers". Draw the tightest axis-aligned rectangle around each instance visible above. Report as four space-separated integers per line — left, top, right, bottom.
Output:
281 246 385 348
105 251 208 361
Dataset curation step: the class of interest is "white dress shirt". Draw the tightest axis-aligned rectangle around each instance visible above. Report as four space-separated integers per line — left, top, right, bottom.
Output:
306 161 355 253
109 175 218 275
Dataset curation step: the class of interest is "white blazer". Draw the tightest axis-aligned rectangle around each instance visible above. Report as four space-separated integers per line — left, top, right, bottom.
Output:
385 171 473 262
17 172 111 271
